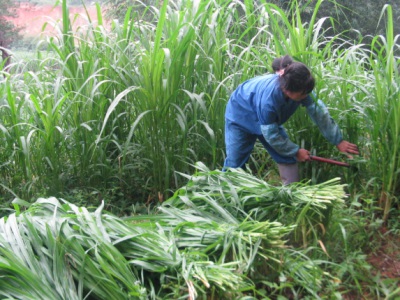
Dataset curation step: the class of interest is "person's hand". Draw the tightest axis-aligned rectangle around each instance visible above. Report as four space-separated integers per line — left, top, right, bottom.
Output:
336 140 359 158
296 148 311 162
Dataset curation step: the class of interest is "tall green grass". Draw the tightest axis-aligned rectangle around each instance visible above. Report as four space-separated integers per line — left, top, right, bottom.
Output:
364 5 400 222
0 0 399 220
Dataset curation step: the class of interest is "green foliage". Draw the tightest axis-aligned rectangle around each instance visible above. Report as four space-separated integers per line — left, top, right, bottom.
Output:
365 5 400 222
0 0 399 221
0 0 20 41
0 167 354 299
269 0 400 44
0 0 22 68
323 0 400 41
0 0 22 54
0 2 399 298
103 0 158 23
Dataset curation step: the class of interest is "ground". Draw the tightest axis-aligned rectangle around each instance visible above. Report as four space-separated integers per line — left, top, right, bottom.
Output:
367 227 400 280
341 226 399 300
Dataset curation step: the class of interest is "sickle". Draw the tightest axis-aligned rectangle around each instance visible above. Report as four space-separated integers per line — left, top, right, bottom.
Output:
309 155 350 168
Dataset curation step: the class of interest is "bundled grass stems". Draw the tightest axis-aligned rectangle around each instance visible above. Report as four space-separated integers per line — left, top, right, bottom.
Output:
0 198 247 299
166 162 346 245
0 165 349 299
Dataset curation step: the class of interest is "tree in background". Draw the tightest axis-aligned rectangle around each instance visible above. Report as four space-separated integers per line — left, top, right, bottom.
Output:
274 0 400 43
0 0 21 70
103 0 399 44
103 0 158 22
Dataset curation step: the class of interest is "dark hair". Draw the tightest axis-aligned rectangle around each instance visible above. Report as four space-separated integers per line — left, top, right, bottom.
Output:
278 62 315 94
272 55 294 72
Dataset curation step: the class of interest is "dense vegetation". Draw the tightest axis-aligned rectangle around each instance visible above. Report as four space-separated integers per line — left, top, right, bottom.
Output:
0 0 399 298
103 0 400 42
0 0 21 68
272 0 400 42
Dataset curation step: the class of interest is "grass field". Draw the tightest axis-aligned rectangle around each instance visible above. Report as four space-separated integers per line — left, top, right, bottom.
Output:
0 0 399 298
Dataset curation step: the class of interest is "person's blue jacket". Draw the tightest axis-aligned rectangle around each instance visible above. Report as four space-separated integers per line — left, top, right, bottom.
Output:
225 74 343 158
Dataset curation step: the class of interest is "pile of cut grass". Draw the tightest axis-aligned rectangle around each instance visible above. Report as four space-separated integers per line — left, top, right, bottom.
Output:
0 165 347 299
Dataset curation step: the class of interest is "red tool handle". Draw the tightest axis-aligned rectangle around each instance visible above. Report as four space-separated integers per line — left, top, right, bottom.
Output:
309 155 350 167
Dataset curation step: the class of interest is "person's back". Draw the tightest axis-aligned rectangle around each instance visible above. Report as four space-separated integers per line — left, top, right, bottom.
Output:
225 74 278 133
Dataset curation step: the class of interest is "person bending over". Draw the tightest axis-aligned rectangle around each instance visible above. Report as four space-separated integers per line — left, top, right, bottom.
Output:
223 55 359 184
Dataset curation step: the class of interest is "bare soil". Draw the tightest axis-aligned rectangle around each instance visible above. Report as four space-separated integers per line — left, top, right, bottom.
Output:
8 3 102 38
367 227 400 280
341 227 400 300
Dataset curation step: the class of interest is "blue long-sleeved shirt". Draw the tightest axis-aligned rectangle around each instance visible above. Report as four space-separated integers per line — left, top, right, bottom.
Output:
225 74 342 157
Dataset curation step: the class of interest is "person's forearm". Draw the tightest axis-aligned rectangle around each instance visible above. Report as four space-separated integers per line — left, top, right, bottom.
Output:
306 99 342 145
261 124 299 157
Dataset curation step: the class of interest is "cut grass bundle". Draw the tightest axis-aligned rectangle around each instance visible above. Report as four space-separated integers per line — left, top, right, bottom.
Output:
0 165 350 299
0 197 249 299
166 162 347 246
0 198 147 300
